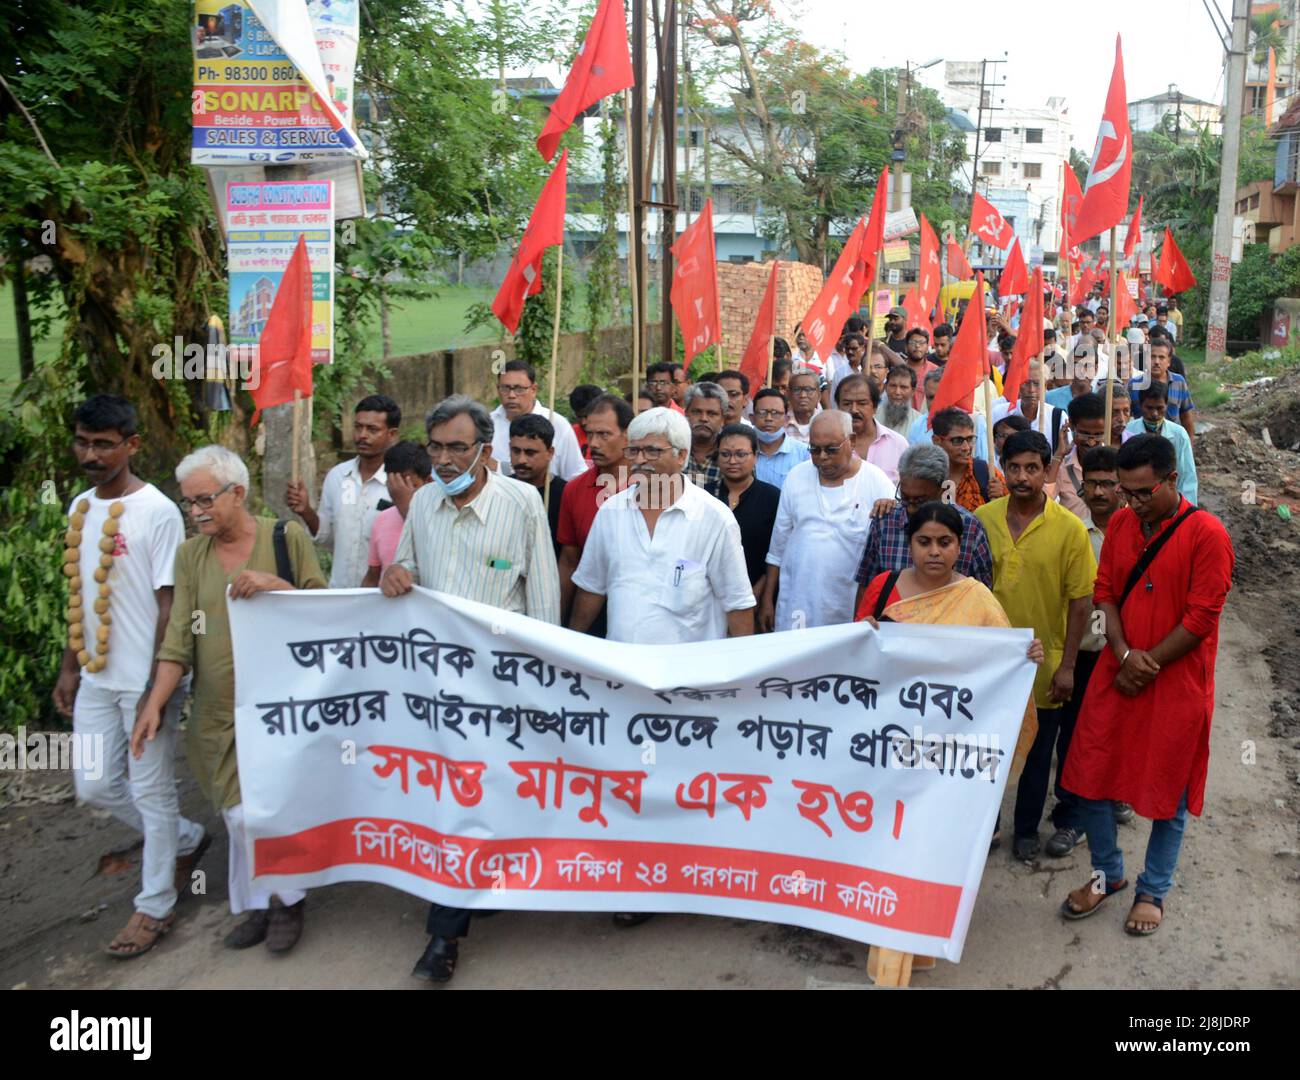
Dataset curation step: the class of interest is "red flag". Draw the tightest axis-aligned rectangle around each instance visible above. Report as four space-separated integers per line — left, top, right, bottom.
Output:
929 273 989 424
739 260 780 390
849 176 889 305
1060 166 1083 264
492 151 568 334
537 0 634 161
1072 36 1132 245
249 235 314 425
802 217 868 364
1149 250 1159 287
1000 238 1029 295
1156 226 1198 294
1003 268 1044 404
947 237 973 281
1122 195 1143 261
670 198 721 362
902 287 929 333
916 214 942 317
1070 263 1098 307
1112 270 1139 328
970 192 1014 250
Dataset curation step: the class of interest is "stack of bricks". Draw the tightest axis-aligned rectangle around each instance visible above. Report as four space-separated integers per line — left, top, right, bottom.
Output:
715 260 823 372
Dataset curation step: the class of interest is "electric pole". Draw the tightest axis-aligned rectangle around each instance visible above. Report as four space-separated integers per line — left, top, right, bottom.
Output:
1207 0 1250 363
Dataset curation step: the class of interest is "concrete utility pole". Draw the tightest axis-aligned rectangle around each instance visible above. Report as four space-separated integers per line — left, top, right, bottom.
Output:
1207 0 1251 363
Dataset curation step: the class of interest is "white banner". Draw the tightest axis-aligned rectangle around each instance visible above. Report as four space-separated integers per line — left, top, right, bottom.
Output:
230 589 1035 961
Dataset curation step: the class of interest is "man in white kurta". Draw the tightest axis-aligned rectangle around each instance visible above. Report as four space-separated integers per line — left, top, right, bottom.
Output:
760 411 894 631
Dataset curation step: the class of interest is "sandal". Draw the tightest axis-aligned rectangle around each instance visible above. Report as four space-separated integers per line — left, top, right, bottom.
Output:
105 910 175 959
1060 876 1128 920
1124 894 1164 936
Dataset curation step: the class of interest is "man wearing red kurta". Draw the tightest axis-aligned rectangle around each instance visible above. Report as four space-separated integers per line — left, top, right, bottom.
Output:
1060 434 1234 936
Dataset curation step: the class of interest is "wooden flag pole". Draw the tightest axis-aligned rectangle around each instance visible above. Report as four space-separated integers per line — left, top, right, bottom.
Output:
767 261 778 386
291 389 302 484
624 90 641 407
1103 227 1118 446
546 245 564 514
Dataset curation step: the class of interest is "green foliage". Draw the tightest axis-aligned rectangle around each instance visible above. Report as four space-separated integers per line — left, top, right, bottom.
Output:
516 247 576 373
1219 244 1300 342
580 117 624 384
0 487 68 732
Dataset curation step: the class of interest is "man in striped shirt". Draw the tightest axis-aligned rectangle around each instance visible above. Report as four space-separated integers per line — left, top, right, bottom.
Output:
381 395 559 984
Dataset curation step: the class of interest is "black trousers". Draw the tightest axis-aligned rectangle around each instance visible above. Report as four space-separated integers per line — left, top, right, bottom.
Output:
426 902 471 939
1053 648 1101 822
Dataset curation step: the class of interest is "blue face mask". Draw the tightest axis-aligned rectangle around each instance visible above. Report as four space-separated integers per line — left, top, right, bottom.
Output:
1141 417 1162 433
435 444 484 496
754 426 785 445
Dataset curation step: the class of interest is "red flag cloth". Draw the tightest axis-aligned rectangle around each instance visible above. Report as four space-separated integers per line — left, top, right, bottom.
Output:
1150 250 1159 288
969 192 1014 250
1072 36 1133 245
947 237 973 281
803 216 867 364
1112 270 1139 328
1003 267 1044 403
929 272 989 425
916 214 942 317
1000 238 1029 295
250 234 313 425
902 287 929 333
1070 263 1099 307
1006 299 1021 324
536 0 634 161
1122 194 1143 261
492 151 568 334
1060 166 1083 264
849 176 889 306
670 198 721 362
1156 226 1198 294
740 260 780 390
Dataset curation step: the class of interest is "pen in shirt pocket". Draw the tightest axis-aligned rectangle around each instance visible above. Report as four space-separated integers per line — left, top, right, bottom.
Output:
486 557 512 570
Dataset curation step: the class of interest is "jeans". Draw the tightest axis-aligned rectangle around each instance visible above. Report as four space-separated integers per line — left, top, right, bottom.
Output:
1075 790 1190 900
72 682 205 919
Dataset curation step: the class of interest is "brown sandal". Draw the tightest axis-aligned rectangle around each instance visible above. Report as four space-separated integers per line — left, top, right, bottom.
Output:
105 910 175 959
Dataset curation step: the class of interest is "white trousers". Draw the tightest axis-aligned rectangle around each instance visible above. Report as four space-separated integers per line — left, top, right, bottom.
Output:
221 802 305 914
72 682 205 919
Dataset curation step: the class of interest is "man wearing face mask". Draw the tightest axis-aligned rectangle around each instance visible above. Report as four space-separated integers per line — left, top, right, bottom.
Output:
751 388 810 491
380 395 559 985
1125 382 1198 504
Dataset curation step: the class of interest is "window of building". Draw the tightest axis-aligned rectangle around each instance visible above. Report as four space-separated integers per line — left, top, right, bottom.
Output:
981 160 1001 176
1023 162 1042 179
689 189 703 212
689 128 701 148
730 191 754 214
1026 128 1043 143
984 128 1001 142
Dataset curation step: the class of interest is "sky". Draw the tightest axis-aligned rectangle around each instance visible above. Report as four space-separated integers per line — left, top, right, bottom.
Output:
792 0 1229 151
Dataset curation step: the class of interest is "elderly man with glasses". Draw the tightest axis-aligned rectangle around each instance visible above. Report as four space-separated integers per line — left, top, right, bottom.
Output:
759 410 894 632
380 394 560 985
852 443 994 613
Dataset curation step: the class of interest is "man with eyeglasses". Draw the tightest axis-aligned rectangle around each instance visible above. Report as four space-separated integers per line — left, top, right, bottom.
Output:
784 369 822 444
853 443 993 612
902 328 936 411
645 361 685 414
1061 435 1234 936
489 359 588 481
759 410 894 632
1046 392 1107 520
931 407 1004 511
683 381 728 488
286 394 401 587
54 396 209 961
381 395 560 984
670 362 689 406
1125 381 1197 504
751 388 810 491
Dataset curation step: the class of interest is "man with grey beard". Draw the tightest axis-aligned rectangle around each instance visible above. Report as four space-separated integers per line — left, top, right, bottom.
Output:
881 365 924 436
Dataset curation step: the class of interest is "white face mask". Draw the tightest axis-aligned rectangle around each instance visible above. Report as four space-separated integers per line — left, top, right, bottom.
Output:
434 444 483 496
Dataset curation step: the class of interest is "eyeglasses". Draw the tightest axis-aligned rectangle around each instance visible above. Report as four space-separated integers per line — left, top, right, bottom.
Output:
647 379 672 389
1118 479 1169 503
73 437 126 454
790 385 819 396
754 408 786 420
497 384 533 397
894 486 927 510
808 439 847 457
625 444 671 460
1083 479 1119 491
179 483 234 512
426 440 481 457
719 450 753 461
939 434 975 447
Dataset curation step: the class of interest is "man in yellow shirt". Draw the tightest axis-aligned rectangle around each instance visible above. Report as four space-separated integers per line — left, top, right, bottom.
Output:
977 430 1097 861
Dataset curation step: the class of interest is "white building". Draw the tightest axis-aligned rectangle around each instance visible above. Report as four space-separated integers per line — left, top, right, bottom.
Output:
1127 85 1221 136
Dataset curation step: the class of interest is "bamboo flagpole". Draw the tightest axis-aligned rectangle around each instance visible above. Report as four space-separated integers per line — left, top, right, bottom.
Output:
1103 227 1118 445
624 89 641 407
546 245 565 514
291 389 302 484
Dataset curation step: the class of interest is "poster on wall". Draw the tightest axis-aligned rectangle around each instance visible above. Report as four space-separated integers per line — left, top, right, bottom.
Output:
226 180 335 366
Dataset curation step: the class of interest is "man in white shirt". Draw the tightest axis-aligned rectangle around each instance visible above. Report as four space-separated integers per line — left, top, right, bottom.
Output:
991 358 1068 447
287 393 401 587
490 360 587 481
52 396 207 959
785 369 822 443
759 410 894 631
570 406 755 644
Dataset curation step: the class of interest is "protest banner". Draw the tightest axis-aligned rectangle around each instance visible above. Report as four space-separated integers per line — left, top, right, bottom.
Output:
229 589 1035 961
192 0 362 166
226 180 335 367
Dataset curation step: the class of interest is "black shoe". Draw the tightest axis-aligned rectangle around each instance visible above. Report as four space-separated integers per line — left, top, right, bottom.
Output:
265 897 305 954
1113 801 1136 824
412 936 458 982
1012 834 1040 861
612 912 654 928
223 911 268 950
1044 826 1084 857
